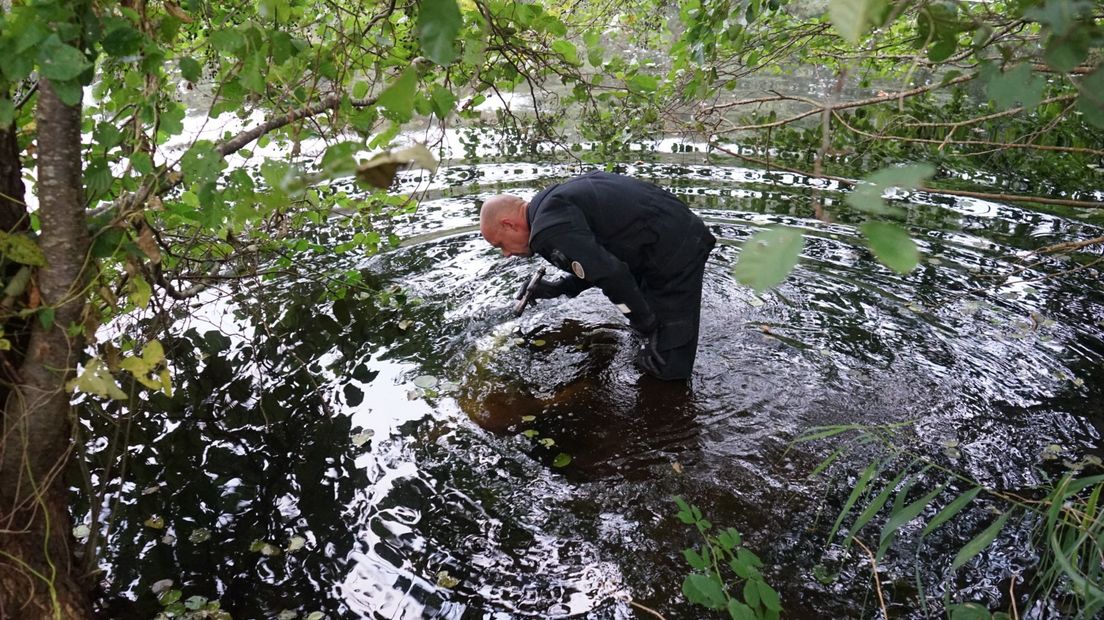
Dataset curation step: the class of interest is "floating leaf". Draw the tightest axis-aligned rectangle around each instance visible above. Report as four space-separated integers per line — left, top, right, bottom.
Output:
188 528 211 543
522 429 539 438
351 430 374 447
413 375 438 388
287 536 306 552
532 339 547 347
184 596 208 611
73 525 91 539
436 570 460 588
151 579 174 595
732 226 804 292
552 453 572 467
145 516 165 529
539 437 555 448
159 589 183 605
305 613 324 620
521 415 536 422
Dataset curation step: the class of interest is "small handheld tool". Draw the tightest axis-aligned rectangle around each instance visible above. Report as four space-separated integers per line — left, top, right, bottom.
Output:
512 266 547 316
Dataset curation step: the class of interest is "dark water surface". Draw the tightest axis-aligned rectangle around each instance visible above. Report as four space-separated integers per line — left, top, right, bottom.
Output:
82 156 1104 619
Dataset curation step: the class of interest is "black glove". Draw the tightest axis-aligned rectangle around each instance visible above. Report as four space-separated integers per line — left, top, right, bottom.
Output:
636 329 667 377
528 276 585 300
628 311 658 335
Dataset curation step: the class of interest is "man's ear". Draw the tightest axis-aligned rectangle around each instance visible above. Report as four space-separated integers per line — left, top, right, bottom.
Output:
500 217 517 232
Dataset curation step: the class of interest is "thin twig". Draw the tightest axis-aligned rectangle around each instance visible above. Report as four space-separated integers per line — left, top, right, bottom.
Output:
854 537 889 620
615 593 668 619
709 144 1104 209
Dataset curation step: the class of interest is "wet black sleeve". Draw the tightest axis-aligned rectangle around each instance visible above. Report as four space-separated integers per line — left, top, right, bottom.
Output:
532 222 655 329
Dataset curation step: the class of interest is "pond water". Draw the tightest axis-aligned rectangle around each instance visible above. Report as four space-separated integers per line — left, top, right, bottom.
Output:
81 146 1104 619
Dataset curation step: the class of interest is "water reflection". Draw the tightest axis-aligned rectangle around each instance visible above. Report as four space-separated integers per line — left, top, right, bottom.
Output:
82 156 1104 619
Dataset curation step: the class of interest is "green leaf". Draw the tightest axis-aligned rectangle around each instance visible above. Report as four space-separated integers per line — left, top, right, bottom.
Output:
0 231 47 266
683 574 726 609
179 57 202 82
102 24 144 56
732 226 803 292
1077 96 1104 129
985 64 1044 110
37 35 91 81
377 68 418 123
181 141 226 187
627 73 659 93
828 0 885 43
727 600 756 620
0 98 13 127
877 483 946 559
927 37 956 62
1025 0 1093 37
37 307 55 331
861 221 919 274
552 39 580 65
829 460 878 542
66 358 128 400
844 465 916 547
949 603 993 620
320 141 361 178
418 0 462 65
430 86 457 119
759 582 782 612
1044 33 1088 73
846 163 934 214
683 548 709 570
552 452 572 467
50 80 83 107
951 511 1011 570
742 578 760 608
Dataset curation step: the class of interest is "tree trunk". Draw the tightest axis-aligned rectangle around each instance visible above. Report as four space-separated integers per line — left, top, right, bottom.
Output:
0 79 95 619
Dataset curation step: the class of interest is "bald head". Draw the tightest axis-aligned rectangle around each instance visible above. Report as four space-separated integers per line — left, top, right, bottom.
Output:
480 194 532 257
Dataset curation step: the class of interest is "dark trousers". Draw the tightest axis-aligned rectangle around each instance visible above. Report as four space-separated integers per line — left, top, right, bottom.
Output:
642 231 715 381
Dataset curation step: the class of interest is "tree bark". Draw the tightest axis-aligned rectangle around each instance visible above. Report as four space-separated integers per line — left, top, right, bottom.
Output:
0 79 95 619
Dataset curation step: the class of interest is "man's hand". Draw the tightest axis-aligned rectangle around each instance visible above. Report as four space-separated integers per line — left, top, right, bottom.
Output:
636 330 666 377
528 276 582 300
628 311 657 335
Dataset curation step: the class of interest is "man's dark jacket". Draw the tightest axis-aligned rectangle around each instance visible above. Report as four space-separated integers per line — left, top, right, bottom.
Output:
526 171 715 378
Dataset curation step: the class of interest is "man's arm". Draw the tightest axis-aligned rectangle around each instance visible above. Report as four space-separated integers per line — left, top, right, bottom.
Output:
532 223 656 331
